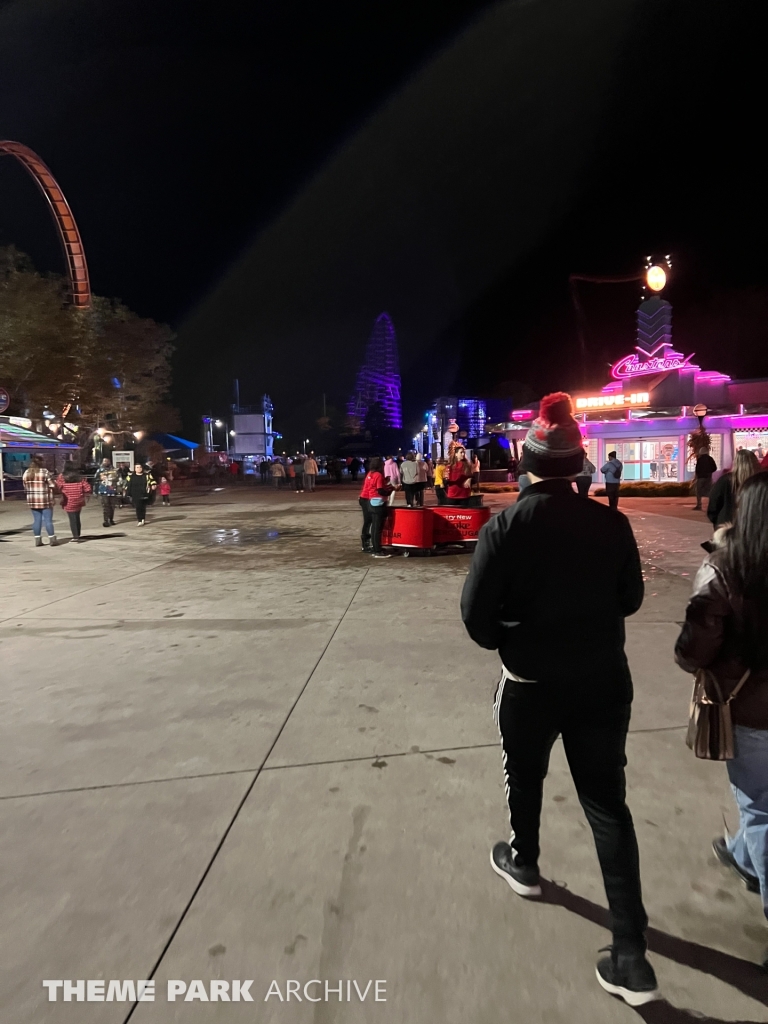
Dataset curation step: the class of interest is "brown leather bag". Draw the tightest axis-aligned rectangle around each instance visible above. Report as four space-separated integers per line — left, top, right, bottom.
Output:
686 668 750 760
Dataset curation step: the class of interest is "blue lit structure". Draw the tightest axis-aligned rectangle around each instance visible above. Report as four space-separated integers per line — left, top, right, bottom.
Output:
415 396 488 456
347 313 402 430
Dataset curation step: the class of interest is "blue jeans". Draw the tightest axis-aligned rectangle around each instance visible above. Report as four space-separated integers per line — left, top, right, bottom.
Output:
31 507 54 537
727 725 768 917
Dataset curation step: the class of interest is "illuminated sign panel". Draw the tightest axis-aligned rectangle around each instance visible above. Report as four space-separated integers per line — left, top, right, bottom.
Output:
576 392 650 411
611 350 695 379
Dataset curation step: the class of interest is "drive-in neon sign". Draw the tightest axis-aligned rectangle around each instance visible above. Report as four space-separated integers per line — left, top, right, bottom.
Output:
576 392 650 410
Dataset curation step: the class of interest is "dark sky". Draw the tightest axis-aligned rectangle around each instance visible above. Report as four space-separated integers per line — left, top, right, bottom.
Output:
1 0 766 437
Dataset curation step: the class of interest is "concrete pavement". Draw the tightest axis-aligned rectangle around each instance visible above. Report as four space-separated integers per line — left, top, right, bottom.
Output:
1 486 767 1022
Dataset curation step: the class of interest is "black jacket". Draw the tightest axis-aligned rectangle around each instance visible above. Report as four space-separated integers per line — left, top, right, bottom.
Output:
695 454 717 478
706 473 734 527
125 471 155 500
675 546 768 729
460 479 643 694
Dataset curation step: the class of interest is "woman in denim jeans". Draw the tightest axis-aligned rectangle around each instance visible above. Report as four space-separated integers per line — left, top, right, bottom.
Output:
676 473 768 947
22 455 58 547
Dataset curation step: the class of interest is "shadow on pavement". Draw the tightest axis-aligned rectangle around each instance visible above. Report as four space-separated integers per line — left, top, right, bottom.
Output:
77 534 128 542
539 879 768 1021
0 527 30 540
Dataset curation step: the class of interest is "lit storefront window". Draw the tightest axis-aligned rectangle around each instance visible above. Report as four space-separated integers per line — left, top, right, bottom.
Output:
604 437 681 481
734 429 768 460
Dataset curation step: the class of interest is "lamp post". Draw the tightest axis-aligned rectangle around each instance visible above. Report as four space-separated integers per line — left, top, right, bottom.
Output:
213 419 230 456
303 438 310 454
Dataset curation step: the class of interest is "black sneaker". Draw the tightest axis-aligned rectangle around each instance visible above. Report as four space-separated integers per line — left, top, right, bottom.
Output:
596 948 659 1006
489 841 541 897
713 836 761 893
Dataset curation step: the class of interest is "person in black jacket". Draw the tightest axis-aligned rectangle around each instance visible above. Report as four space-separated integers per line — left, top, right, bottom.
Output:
676 473 768 939
124 464 156 526
694 446 718 510
706 449 760 528
461 392 657 1006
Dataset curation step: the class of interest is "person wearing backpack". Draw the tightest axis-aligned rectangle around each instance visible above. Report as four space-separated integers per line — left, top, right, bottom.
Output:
601 450 623 510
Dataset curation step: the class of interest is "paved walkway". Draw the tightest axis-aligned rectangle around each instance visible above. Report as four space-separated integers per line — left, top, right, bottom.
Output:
1 487 766 1022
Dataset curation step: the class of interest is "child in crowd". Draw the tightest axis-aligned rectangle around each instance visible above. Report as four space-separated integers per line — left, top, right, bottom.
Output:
159 476 172 506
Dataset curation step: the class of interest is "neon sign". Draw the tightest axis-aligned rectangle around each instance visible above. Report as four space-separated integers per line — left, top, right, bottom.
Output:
576 392 650 411
611 339 699 380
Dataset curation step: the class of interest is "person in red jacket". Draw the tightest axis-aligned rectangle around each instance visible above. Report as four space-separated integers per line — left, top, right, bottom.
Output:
359 457 393 558
445 445 473 504
57 466 91 542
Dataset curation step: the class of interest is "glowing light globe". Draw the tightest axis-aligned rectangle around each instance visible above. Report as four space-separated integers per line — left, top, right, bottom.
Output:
646 265 667 292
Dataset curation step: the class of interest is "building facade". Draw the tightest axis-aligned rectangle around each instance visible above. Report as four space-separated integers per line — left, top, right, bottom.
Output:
496 297 768 481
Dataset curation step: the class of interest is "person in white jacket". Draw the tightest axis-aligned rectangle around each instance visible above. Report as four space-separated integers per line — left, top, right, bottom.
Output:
303 456 319 492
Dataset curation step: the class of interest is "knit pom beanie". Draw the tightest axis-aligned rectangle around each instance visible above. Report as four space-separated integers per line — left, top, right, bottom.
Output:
519 392 585 478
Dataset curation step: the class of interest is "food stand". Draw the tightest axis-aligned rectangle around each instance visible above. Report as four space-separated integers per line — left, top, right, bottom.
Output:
381 503 491 555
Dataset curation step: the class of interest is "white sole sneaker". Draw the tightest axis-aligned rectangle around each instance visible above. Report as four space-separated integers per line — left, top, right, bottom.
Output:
595 967 659 1006
489 847 542 897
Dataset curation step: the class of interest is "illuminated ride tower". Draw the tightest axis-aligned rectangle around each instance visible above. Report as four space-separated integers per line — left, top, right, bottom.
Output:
347 312 403 430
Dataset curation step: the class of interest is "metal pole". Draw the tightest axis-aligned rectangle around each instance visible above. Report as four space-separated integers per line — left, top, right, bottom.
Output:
0 444 5 502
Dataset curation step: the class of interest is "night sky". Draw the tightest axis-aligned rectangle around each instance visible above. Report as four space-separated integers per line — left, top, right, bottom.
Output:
1 0 766 439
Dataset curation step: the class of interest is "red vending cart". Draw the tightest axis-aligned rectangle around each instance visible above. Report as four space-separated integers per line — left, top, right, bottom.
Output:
381 507 434 554
431 505 491 548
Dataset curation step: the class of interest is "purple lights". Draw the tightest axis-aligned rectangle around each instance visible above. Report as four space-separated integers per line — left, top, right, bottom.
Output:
347 312 402 430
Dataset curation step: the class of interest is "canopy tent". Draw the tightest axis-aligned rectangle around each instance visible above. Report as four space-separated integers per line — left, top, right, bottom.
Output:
1 420 78 501
150 432 199 459
0 421 78 449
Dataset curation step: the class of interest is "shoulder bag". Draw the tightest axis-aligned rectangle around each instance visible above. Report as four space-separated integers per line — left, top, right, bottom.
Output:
686 667 751 760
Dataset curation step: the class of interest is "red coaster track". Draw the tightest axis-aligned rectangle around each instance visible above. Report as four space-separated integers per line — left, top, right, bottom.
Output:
0 140 91 309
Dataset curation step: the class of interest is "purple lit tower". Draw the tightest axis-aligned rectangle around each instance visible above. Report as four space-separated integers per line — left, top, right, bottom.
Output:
347 312 402 430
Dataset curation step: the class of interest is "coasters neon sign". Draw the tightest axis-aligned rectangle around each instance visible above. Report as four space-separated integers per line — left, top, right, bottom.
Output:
576 392 650 410
611 339 698 380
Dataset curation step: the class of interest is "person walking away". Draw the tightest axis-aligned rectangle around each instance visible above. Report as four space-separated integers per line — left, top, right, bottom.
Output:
116 464 130 506
434 458 447 505
694 446 718 511
384 455 400 506
675 472 768 948
707 449 759 529
349 457 363 482
294 458 305 492
23 455 58 547
414 454 428 506
445 446 473 505
359 457 393 558
285 459 296 490
270 460 285 489
576 451 596 498
601 450 623 510
159 475 172 506
58 466 91 542
93 458 119 526
260 459 270 484
303 455 318 492
461 392 657 1005
125 464 155 525
470 452 481 493
399 453 419 507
